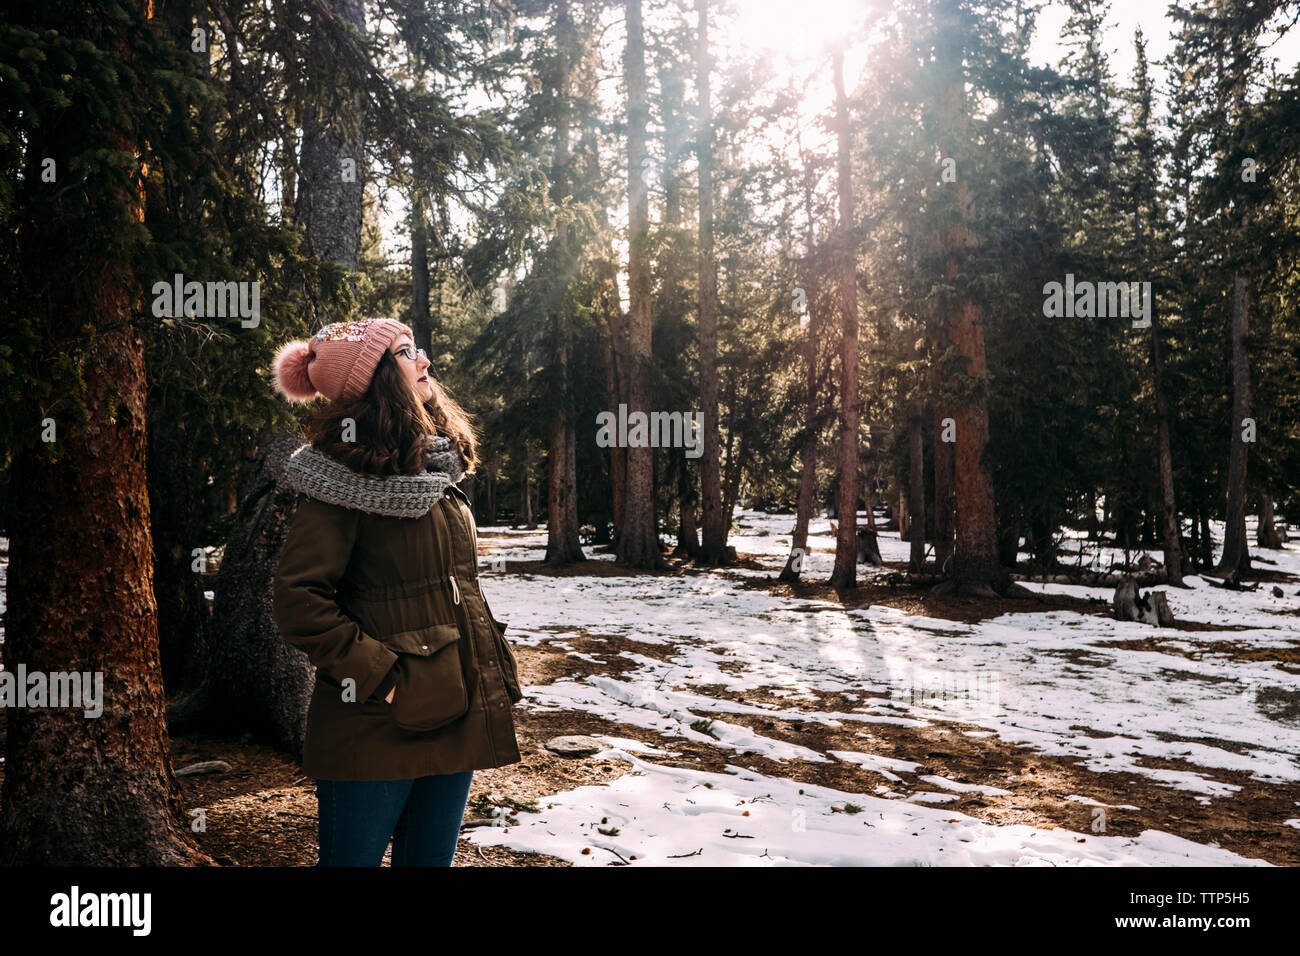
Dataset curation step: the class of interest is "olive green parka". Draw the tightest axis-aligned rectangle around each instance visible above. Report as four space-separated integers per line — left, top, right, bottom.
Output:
273 452 523 781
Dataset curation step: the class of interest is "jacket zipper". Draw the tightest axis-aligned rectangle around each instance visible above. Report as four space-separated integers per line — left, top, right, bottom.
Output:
443 496 499 764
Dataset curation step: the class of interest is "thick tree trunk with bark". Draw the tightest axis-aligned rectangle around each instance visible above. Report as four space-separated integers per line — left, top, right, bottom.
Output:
934 4 1007 596
946 305 1004 595
0 0 209 865
1215 274 1252 577
828 44 861 589
617 0 666 569
4 330 211 864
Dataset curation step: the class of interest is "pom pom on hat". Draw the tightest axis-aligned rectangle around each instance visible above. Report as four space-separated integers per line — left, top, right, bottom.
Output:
272 339 319 403
271 319 411 403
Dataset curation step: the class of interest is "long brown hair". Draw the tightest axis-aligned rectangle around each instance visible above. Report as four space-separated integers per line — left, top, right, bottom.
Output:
306 348 479 477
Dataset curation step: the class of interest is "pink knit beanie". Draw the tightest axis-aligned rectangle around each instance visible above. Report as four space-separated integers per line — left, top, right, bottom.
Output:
271 318 412 403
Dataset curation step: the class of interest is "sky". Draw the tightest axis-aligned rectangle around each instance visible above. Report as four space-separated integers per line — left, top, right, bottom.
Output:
377 0 1300 265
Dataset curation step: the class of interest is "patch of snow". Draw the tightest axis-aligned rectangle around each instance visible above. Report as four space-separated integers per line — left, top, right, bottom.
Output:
918 774 1012 797
463 751 1272 866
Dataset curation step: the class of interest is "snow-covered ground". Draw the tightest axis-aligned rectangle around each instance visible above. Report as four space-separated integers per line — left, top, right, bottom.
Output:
0 519 1294 864
466 512 1299 866
469 745 1263 866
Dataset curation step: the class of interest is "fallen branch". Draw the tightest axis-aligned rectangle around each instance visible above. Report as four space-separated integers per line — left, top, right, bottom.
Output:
1014 569 1168 588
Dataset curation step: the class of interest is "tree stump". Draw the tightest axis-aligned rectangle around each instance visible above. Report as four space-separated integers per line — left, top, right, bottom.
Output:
1113 575 1176 627
857 527 883 566
167 427 315 759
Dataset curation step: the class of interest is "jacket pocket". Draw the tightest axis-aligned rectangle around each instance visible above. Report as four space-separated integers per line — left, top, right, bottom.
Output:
488 616 523 704
382 623 471 732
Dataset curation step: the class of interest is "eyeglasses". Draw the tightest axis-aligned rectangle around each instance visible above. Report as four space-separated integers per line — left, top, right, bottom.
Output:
391 345 428 363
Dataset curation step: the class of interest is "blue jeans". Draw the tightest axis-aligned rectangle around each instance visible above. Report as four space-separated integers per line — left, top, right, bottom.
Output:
315 771 474 867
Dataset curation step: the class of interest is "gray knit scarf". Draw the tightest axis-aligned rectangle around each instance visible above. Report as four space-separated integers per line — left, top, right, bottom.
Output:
283 434 466 518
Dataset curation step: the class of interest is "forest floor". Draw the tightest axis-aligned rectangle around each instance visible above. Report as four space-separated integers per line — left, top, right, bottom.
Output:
2 517 1298 866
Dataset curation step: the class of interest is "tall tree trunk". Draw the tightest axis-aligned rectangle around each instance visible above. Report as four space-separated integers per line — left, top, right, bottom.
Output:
1150 309 1184 584
1199 504 1214 570
581 120 627 549
935 2 1006 596
522 466 535 529
544 0 585 564
780 292 825 581
655 47 697 560
410 194 431 354
1131 49 1184 585
717 374 740 546
696 0 726 566
908 395 927 571
148 416 211 696
0 0 210 865
779 120 826 583
297 0 366 289
675 453 702 558
147 0 212 698
617 0 666 569
546 312 584 563
602 327 626 540
828 44 861 589
1215 274 1252 577
933 403 956 573
722 433 746 535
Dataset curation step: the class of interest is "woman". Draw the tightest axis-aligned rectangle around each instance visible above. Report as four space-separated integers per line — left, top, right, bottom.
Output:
270 317 524 867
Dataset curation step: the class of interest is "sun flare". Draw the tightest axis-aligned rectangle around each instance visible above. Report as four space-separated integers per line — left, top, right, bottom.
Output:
723 0 870 62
